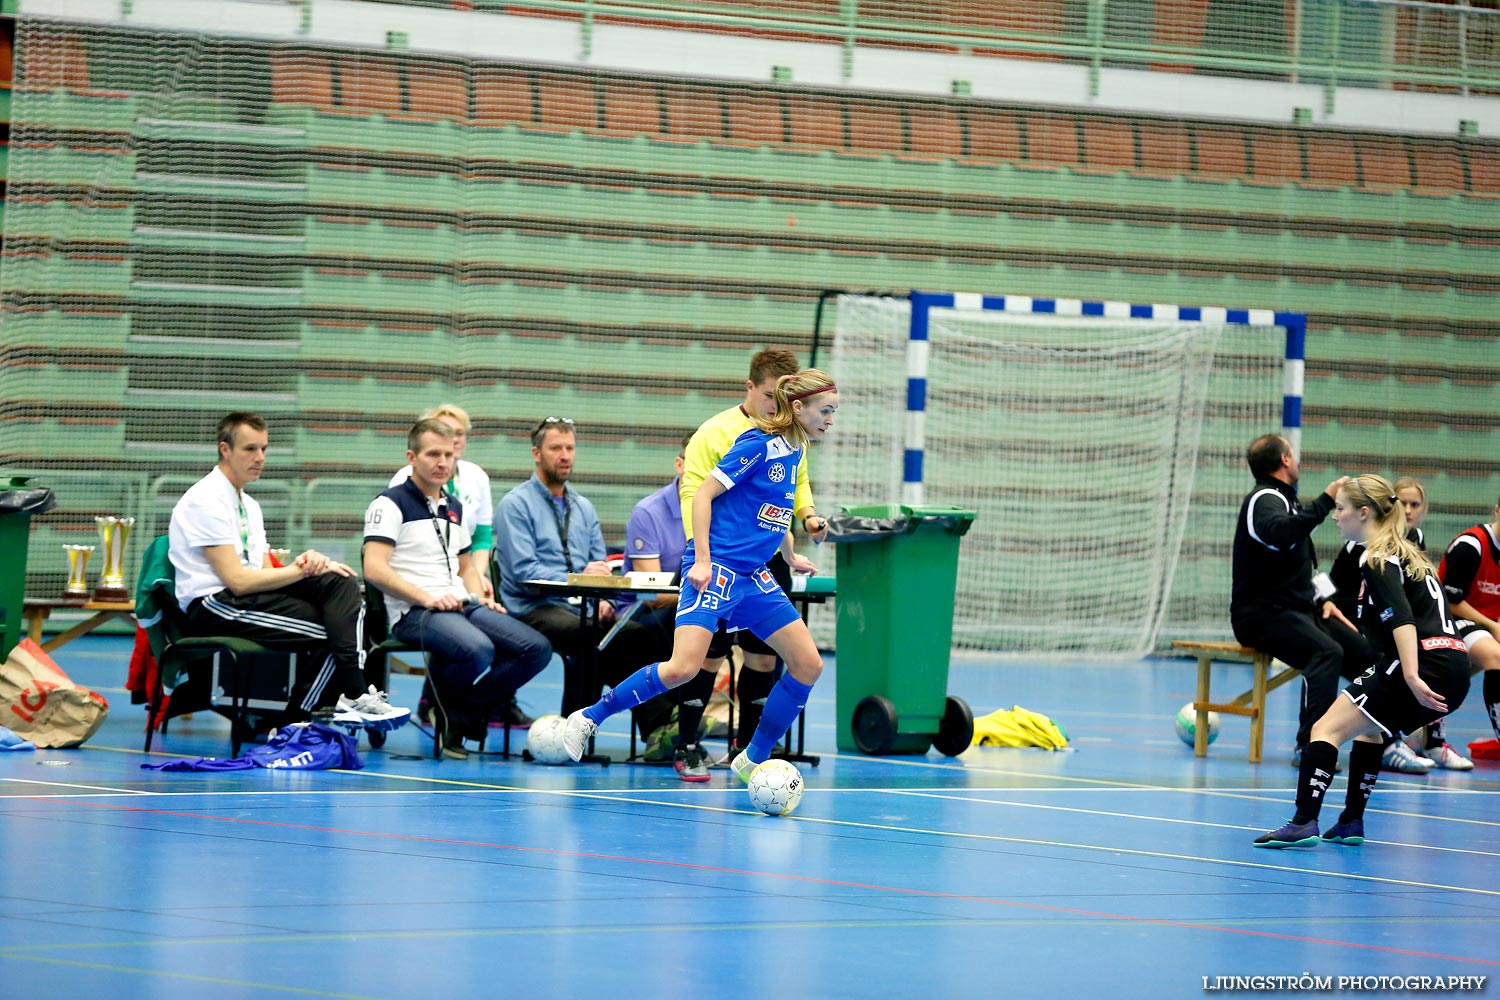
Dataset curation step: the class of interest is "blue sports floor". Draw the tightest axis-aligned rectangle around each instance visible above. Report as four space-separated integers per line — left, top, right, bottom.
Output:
3 636 1497 999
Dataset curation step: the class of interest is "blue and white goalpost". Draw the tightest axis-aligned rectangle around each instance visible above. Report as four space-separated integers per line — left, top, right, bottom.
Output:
821 290 1307 656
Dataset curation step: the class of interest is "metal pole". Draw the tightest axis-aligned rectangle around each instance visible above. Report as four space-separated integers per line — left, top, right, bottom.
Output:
1290 0 1303 84
1087 0 1106 98
1324 0 1340 116
840 0 857 81
1459 0 1472 97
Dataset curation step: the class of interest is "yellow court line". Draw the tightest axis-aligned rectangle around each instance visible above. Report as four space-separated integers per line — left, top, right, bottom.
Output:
38 744 1500 831
885 789 1500 859
3 911 1474 957
47 746 1500 874
322 766 1500 899
0 954 381 999
815 751 1500 824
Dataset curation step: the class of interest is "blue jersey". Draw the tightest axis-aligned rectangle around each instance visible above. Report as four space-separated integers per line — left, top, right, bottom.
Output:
702 429 801 572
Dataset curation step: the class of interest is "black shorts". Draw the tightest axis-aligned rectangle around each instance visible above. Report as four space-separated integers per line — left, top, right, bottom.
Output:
1342 646 1471 739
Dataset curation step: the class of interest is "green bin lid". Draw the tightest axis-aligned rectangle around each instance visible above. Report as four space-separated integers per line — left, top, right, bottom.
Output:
836 503 976 521
899 504 976 520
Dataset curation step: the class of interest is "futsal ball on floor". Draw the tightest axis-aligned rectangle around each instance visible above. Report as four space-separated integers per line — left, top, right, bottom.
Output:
747 759 804 816
1173 703 1220 747
527 715 570 765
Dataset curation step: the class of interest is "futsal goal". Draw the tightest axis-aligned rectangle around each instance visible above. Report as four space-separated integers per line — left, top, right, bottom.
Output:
818 291 1306 656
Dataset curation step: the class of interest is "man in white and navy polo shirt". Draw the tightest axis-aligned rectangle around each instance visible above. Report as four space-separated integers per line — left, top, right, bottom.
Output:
363 418 551 759
169 412 409 731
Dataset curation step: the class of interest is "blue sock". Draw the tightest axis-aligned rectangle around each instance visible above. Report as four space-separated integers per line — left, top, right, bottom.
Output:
746 673 813 763
582 663 666 725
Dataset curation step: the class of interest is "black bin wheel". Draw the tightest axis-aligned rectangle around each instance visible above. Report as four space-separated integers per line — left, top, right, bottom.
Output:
852 695 899 755
932 695 974 757
366 729 387 749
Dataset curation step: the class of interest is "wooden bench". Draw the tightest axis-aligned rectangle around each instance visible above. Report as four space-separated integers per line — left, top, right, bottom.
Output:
1170 640 1301 763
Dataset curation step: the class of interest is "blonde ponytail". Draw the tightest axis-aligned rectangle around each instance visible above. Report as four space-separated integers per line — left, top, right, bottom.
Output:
1345 474 1433 581
754 368 835 449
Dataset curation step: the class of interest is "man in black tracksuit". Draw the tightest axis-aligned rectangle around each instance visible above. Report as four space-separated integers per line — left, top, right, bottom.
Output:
1231 434 1373 759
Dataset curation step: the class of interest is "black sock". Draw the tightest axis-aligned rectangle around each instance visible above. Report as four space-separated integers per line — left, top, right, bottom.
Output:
1424 718 1445 750
1292 740 1338 825
337 668 366 702
672 669 717 749
735 667 777 749
1486 671 1500 741
1339 740 1382 823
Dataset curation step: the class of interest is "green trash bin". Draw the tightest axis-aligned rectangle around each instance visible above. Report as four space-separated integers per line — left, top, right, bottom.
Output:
832 503 976 756
0 478 57 660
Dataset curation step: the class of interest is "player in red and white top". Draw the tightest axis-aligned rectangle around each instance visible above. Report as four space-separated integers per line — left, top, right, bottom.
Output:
1438 494 1500 753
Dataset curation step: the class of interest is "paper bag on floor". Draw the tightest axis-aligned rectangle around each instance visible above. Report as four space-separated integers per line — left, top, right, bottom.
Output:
0 639 110 748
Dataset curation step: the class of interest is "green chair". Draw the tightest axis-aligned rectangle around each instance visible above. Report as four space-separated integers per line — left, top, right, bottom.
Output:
136 536 295 757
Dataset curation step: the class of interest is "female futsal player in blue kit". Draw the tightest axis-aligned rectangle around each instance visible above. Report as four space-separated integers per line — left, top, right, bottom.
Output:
563 370 838 783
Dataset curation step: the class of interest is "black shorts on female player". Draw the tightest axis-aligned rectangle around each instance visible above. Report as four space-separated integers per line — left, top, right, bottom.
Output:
1255 474 1471 849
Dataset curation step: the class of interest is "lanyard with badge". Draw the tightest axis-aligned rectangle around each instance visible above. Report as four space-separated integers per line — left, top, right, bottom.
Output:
548 489 573 572
237 496 254 568
429 494 454 579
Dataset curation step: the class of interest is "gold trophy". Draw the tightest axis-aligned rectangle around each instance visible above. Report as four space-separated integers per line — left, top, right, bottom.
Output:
94 515 135 602
63 544 95 600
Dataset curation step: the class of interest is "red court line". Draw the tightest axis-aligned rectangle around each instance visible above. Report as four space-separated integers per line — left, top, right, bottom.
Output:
52 798 1499 967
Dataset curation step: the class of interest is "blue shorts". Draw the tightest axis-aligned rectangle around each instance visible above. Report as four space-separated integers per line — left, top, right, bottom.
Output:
674 554 802 643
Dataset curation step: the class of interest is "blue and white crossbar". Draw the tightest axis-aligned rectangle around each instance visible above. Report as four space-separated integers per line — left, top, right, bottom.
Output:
903 290 1307 505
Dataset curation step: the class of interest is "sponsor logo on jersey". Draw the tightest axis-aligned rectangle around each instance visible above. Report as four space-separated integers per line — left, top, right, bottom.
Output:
1421 636 1467 652
1380 607 1394 621
768 463 786 483
766 436 796 460
1478 581 1500 596
758 503 793 528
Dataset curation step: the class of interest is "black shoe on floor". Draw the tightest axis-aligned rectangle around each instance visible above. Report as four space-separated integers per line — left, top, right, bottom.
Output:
442 732 469 760
491 697 534 729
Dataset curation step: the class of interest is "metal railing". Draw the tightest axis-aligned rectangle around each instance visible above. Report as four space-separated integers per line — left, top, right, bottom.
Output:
328 0 1500 104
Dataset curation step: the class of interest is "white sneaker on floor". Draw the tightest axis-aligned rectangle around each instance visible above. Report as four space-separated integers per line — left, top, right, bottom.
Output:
332 686 411 732
729 748 759 786
1422 742 1474 770
562 710 597 762
1381 740 1434 774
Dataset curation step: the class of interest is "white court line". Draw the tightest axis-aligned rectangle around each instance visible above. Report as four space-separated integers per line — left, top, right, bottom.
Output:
15 771 1497 898
883 788 1500 860
2 778 151 795
8 783 1495 801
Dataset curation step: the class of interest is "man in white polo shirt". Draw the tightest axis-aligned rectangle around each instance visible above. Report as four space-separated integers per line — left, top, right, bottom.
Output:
363 418 551 759
169 412 409 730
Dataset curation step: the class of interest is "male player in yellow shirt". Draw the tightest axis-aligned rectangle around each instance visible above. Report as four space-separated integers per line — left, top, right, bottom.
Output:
677 348 829 756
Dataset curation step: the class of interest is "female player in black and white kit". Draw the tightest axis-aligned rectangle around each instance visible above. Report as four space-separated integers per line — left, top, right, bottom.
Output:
1255 474 1472 848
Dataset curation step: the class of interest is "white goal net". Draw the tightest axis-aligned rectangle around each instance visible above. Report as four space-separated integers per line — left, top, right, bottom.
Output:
820 294 1285 655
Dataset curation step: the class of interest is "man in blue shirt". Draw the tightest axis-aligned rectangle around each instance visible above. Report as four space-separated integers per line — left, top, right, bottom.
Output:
494 417 665 729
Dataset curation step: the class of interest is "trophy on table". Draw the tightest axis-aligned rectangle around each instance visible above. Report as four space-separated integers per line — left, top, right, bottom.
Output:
63 544 95 601
94 515 135 603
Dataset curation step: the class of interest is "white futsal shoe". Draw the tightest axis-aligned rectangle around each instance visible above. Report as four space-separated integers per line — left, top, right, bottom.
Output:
562 710 597 762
